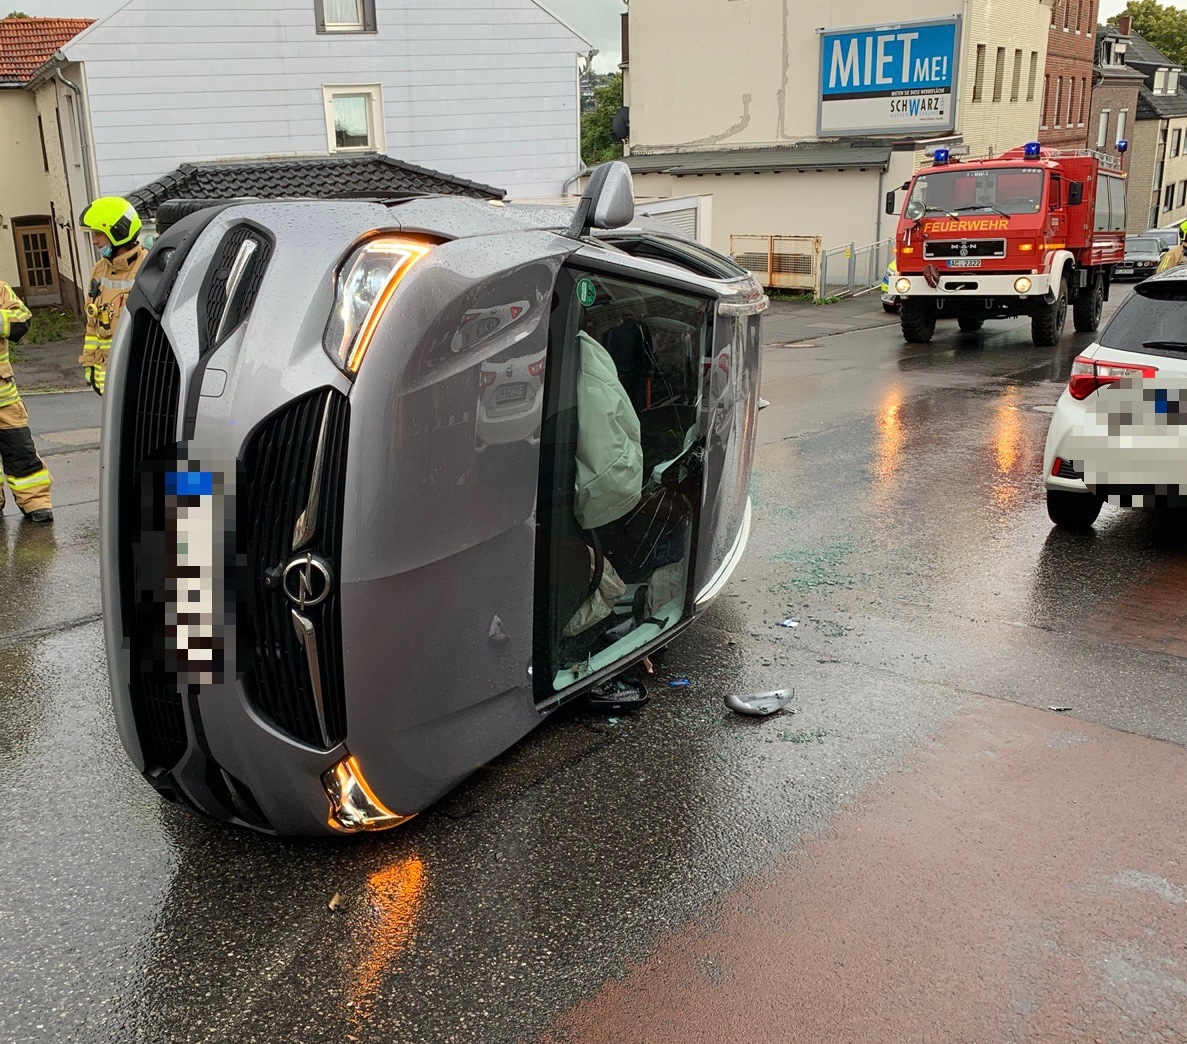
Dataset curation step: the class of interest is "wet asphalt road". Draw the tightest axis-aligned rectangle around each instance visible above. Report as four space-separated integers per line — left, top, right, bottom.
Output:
4 287 1186 1043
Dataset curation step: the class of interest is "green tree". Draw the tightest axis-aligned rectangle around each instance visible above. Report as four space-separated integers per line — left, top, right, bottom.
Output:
1121 0 1187 66
581 72 624 167
5 10 32 16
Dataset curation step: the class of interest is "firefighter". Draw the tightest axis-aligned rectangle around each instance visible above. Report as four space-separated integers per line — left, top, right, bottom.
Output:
0 283 53 523
1156 219 1187 273
79 196 147 395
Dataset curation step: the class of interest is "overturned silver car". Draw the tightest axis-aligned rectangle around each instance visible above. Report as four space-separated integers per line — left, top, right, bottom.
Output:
101 163 767 835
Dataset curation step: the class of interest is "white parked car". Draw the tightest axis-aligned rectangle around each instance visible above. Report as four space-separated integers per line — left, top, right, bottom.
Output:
1043 268 1187 529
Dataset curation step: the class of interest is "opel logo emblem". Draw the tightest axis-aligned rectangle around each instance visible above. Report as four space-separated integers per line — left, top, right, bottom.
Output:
282 552 333 609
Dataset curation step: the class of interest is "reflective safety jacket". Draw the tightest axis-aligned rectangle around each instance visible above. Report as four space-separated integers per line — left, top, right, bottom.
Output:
0 282 32 409
79 245 147 375
1157 244 1187 273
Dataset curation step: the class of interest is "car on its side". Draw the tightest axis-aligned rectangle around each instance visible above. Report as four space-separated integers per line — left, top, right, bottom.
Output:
100 162 768 835
1043 267 1187 529
1112 235 1165 281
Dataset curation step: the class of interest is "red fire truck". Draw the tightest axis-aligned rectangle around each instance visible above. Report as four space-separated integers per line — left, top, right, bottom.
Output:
887 142 1127 347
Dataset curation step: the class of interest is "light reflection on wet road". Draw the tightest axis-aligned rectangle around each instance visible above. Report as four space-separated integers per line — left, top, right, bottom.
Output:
4 290 1187 1042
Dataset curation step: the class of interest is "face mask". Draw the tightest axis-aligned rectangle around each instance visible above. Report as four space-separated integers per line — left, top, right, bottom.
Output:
99 244 114 260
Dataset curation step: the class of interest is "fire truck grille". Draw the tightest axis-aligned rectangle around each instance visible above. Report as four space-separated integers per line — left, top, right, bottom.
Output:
924 240 1007 259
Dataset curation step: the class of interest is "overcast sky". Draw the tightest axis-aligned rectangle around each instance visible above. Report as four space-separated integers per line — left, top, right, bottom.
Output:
9 0 1178 70
11 0 627 70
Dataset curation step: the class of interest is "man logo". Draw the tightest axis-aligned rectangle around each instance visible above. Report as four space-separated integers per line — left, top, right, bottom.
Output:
282 552 333 609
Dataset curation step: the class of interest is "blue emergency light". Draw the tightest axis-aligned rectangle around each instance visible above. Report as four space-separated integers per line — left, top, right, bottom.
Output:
933 148 951 165
1117 139 1129 154
1023 141 1042 160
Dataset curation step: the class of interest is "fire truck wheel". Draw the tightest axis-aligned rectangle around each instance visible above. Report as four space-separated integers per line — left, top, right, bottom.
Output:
957 316 984 332
1031 276 1069 348
900 301 936 343
1072 275 1104 333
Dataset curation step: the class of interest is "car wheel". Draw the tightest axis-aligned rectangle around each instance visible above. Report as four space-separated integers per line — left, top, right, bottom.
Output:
883 302 898 313
1072 274 1104 333
957 316 984 332
900 300 936 343
1032 275 1069 348
1046 489 1102 531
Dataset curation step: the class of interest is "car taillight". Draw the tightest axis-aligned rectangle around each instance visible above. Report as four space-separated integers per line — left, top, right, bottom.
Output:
1067 355 1158 400
528 356 546 380
479 368 496 391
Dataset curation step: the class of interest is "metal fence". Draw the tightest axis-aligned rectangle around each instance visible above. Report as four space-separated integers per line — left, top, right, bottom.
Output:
819 238 895 300
729 235 821 293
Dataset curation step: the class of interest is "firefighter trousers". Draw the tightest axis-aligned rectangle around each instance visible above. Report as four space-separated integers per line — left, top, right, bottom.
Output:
0 398 52 513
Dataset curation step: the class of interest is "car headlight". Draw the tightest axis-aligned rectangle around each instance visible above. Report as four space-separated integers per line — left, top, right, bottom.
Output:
323 237 431 375
895 277 911 294
1014 277 1032 294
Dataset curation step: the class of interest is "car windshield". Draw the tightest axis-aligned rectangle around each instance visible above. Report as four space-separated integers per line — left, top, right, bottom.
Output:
907 168 1044 217
1126 237 1163 257
1099 292 1187 355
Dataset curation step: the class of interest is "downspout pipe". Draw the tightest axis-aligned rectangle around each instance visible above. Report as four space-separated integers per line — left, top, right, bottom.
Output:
52 55 97 205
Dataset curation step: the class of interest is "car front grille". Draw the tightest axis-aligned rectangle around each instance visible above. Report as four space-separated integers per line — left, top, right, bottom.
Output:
118 310 186 774
202 225 272 353
924 239 1006 259
242 389 350 749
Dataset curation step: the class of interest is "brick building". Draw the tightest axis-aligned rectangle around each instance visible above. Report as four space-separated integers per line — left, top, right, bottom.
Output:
1089 18 1144 176
1039 0 1098 149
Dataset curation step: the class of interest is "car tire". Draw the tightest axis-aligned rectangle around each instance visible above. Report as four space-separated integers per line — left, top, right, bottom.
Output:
883 302 898 313
1032 275 1069 348
1046 489 1102 531
900 301 936 344
1072 275 1104 333
957 316 984 332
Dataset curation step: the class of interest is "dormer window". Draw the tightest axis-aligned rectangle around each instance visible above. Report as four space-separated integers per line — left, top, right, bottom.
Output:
1154 67 1181 94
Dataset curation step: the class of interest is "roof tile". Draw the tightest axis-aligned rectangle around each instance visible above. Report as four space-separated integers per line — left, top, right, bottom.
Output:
127 154 505 219
0 16 91 85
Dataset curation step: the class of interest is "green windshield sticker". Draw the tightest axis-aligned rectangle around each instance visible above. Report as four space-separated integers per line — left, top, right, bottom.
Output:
577 278 597 307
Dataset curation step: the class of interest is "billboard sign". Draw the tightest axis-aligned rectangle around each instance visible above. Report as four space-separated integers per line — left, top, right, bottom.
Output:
819 17 961 137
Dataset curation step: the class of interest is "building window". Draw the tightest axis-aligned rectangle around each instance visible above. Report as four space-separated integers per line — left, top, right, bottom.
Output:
1011 49 1023 103
1171 69 1182 93
1028 52 1039 101
1079 76 1087 125
1063 0 1070 28
1065 79 1076 127
1054 77 1063 128
1117 108 1128 142
1041 74 1051 127
315 0 376 33
323 84 385 152
1097 110 1110 148
1076 0 1084 32
1166 184 1175 210
973 44 987 102
1173 129 1183 157
1179 180 1187 208
993 47 1006 102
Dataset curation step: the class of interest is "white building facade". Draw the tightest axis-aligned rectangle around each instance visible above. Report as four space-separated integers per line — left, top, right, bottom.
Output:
30 0 589 300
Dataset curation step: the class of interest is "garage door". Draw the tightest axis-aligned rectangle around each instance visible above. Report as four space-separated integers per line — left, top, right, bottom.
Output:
646 206 697 240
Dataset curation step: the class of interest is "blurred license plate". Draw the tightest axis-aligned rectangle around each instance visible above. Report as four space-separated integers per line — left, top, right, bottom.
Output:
1116 266 1134 274
165 470 219 681
495 383 528 404
948 259 981 268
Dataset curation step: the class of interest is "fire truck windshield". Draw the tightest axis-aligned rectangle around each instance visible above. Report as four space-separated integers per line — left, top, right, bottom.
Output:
906 168 1045 220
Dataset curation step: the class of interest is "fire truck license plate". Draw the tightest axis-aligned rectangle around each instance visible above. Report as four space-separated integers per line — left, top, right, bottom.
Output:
947 259 982 268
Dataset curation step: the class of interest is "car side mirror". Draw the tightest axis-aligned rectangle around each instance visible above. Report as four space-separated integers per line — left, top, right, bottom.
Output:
1067 181 1084 206
567 160 635 238
885 191 897 216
